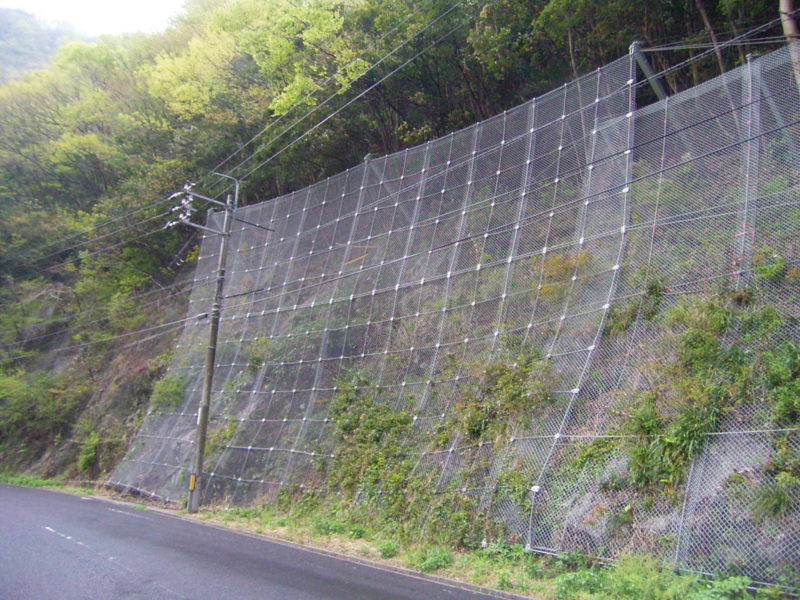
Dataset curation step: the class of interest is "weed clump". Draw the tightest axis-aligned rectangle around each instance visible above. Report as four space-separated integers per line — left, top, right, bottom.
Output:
553 554 754 600
327 373 412 499
413 547 453 573
149 374 187 410
456 350 554 442
376 540 398 558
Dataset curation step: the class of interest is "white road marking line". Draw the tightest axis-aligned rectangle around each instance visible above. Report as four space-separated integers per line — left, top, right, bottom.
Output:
42 525 182 597
107 507 146 519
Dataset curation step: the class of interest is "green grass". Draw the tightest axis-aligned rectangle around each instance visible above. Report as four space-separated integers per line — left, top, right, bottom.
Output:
194 502 795 599
0 473 64 488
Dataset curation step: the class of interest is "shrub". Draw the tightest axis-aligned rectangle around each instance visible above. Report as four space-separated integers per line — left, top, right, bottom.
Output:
753 246 787 282
311 517 345 536
327 373 412 498
496 569 514 590
348 523 366 539
629 402 718 493
0 370 85 446
752 473 799 520
78 431 100 475
149 374 187 410
377 540 398 558
457 350 554 441
415 547 453 573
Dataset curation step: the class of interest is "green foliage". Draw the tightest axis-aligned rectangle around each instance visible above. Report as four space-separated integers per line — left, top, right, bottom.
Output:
0 369 89 449
752 472 800 521
413 547 453 573
149 374 187 410
205 419 237 457
377 540 398 558
328 372 412 497
347 523 366 539
496 469 533 512
496 569 515 590
612 293 800 498
553 554 755 600
753 247 787 282
456 350 553 442
311 516 345 536
628 390 718 494
605 278 666 337
78 431 100 475
571 437 618 472
763 342 800 424
0 3 795 595
0 472 64 487
246 337 272 373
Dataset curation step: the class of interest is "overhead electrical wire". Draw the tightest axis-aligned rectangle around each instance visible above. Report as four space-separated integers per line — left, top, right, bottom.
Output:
0 312 207 365
4 0 468 342
12 6 796 264
0 281 191 338
31 224 177 277
215 6 793 196
32 209 173 265
11 195 178 257
13 1 463 267
233 22 467 186
200 0 445 184
0 285 195 348
206 1 468 198
5 3 472 361
9 10 795 363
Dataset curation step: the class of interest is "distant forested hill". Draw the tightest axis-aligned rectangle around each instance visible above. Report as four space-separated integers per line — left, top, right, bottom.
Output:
0 8 82 83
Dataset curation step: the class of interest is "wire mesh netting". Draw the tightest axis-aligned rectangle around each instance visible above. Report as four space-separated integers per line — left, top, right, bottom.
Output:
113 46 800 586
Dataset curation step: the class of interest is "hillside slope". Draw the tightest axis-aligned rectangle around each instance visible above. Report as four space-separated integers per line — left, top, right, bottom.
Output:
115 46 800 587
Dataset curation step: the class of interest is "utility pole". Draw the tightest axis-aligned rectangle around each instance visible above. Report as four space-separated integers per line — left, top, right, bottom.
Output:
166 173 239 513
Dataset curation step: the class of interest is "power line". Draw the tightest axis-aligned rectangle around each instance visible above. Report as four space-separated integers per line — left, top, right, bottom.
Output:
9 195 176 257
209 2 468 196
7 6 791 269
223 6 789 194
202 0 444 185
31 209 172 265
1 1 471 370
0 280 191 337
235 22 467 186
0 284 194 346
639 10 798 81
7 11 790 366
8 0 467 271
643 35 789 52
0 312 206 365
32 224 176 277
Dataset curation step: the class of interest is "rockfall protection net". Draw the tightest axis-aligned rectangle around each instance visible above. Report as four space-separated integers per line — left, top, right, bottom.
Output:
113 46 800 586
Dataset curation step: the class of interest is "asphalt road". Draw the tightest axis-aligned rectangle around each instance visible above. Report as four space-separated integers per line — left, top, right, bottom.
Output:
0 484 508 600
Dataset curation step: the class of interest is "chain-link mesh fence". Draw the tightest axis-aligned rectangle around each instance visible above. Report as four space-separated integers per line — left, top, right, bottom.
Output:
113 45 800 587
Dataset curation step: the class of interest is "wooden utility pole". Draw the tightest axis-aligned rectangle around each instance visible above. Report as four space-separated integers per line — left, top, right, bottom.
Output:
164 172 241 514
187 192 234 513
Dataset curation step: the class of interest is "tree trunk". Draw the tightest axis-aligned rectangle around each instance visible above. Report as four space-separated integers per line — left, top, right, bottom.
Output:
780 0 800 94
694 0 726 76
695 0 741 133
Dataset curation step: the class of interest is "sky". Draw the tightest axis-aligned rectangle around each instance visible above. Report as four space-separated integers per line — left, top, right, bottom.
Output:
0 0 186 36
